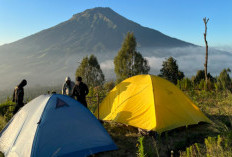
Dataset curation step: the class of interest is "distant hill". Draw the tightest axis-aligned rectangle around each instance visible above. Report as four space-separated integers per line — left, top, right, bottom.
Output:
0 7 231 91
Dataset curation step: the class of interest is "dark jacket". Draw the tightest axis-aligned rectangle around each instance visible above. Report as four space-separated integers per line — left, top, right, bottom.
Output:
72 82 89 107
12 86 24 104
13 80 27 113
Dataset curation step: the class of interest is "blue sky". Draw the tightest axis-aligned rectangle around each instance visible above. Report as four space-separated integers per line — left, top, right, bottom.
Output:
0 0 231 49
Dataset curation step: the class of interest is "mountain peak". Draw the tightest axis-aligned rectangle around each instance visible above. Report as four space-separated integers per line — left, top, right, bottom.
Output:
84 7 113 13
71 7 115 19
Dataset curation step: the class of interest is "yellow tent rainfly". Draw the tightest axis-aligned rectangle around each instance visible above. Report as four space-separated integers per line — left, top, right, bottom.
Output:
95 75 211 133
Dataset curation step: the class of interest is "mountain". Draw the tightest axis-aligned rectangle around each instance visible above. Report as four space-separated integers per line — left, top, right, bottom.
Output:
0 7 231 91
0 7 193 56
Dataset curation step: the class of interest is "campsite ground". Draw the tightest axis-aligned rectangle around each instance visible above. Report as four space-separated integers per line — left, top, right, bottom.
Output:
0 90 232 157
95 90 232 157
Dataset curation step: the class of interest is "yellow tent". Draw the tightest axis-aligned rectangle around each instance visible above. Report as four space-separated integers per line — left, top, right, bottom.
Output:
95 75 211 133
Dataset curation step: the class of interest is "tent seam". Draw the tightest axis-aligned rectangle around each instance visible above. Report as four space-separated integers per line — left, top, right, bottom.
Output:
30 94 53 157
149 75 157 131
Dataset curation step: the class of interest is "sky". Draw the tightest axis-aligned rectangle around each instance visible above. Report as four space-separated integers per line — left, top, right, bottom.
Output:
0 0 232 51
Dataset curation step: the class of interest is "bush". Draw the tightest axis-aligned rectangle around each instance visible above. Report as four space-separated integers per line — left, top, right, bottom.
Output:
217 68 232 91
181 134 232 157
103 81 115 92
198 79 205 90
4 106 15 122
0 99 15 124
0 100 15 116
0 116 6 131
177 78 193 91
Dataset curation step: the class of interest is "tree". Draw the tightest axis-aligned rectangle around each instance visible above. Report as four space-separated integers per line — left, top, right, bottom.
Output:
192 70 215 85
103 81 115 92
177 78 193 91
114 32 150 83
159 57 184 84
76 55 105 87
217 68 231 91
203 17 209 90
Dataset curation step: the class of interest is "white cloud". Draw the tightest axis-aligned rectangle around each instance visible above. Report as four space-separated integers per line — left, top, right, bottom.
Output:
100 59 114 70
145 56 164 70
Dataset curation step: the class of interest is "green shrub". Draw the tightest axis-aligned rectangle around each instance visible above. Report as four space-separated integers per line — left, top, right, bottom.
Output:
178 78 193 90
199 79 205 90
103 81 115 92
217 68 232 91
181 134 232 157
0 116 6 131
4 106 15 122
0 100 15 116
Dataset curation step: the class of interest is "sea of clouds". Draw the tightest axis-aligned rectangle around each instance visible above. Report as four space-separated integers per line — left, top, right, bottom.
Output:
100 46 232 79
0 46 232 91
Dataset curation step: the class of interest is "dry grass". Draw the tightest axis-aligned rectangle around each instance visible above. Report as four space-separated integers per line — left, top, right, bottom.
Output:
95 90 232 157
0 90 231 157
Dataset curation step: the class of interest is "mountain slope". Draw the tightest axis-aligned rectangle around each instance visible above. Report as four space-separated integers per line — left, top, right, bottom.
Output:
0 7 193 56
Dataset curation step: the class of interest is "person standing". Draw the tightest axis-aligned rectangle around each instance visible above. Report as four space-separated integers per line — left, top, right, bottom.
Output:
72 76 89 108
12 79 27 114
62 76 75 96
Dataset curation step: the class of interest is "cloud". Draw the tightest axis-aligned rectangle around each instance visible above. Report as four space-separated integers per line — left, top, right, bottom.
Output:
212 45 232 53
100 59 114 70
145 56 164 70
1 46 232 91
143 46 232 76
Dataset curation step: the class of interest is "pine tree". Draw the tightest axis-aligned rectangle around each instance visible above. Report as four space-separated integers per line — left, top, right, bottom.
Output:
76 55 105 87
114 32 150 83
159 57 184 84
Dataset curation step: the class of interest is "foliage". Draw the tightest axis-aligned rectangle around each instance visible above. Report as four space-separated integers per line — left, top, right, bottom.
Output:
0 99 15 119
86 86 106 113
0 100 14 116
0 77 232 156
198 79 205 90
217 68 231 91
192 70 215 85
181 134 232 157
0 99 15 131
103 81 115 92
137 136 146 157
177 78 193 91
76 54 105 87
114 32 150 83
159 57 184 84
205 79 215 91
197 79 215 91
177 77 215 91
0 116 6 131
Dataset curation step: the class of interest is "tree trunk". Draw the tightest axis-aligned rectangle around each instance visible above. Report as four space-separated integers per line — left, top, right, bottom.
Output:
203 18 209 90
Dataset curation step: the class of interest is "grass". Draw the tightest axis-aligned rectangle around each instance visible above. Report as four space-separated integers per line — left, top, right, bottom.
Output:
0 116 6 131
95 90 232 157
0 90 232 157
